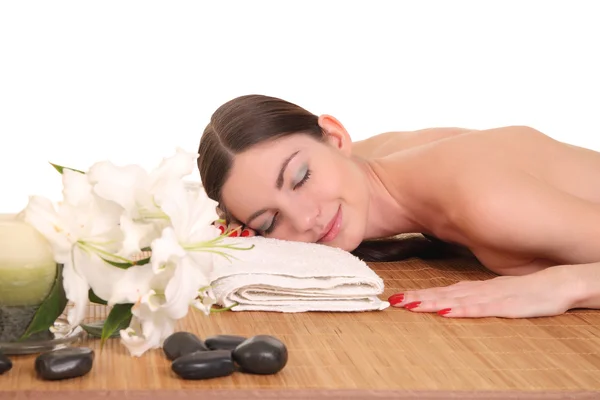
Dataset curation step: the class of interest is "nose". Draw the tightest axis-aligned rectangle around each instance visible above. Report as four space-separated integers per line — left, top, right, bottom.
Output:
283 199 319 233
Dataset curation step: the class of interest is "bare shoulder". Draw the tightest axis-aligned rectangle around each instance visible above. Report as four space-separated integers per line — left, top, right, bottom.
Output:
352 127 476 159
443 164 600 264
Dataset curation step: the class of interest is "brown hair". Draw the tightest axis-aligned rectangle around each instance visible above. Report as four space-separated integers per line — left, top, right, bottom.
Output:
198 94 323 213
197 94 455 262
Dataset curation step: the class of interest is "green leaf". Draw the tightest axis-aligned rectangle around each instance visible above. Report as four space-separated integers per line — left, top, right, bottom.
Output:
99 255 150 269
134 257 151 266
99 256 134 269
19 264 68 340
100 303 133 348
49 162 85 174
88 289 107 305
81 316 132 339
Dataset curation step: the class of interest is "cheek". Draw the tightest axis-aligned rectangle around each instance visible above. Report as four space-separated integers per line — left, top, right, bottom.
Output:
313 159 352 201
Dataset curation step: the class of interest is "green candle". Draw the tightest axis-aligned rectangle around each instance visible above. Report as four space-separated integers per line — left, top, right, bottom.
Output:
0 214 57 307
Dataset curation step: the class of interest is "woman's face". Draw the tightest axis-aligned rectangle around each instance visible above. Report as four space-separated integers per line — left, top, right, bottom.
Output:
220 121 369 252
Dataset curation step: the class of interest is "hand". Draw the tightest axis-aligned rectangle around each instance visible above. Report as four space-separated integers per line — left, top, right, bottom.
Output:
213 220 256 238
388 265 578 318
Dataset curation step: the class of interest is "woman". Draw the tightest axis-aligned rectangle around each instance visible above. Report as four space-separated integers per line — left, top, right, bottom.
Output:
197 94 600 319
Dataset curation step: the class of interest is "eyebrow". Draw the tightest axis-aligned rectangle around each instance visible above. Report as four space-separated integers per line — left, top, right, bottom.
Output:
276 150 299 190
245 150 300 227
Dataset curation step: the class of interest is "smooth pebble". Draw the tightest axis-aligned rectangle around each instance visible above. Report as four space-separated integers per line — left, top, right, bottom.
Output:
35 347 94 380
204 334 247 351
0 351 12 375
172 349 235 380
163 331 208 361
233 335 288 375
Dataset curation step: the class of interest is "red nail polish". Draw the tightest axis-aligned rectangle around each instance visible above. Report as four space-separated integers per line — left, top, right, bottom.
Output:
229 230 238 237
217 225 225 234
388 293 404 306
438 308 452 316
241 229 250 237
404 301 421 310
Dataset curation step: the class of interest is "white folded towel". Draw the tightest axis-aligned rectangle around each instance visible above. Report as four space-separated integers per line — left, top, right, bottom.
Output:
209 236 390 312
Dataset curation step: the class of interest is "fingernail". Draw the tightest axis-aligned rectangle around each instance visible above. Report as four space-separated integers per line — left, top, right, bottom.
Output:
229 230 239 237
241 229 250 237
438 308 452 316
404 301 421 310
388 293 404 306
217 225 225 234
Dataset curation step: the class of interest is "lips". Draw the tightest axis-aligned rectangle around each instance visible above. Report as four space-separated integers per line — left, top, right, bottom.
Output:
318 206 342 243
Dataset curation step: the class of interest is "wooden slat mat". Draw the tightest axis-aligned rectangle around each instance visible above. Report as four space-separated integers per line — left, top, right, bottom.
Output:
2 236 600 399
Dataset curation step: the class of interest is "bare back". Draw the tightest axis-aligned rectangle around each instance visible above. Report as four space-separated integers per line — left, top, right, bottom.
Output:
355 127 600 275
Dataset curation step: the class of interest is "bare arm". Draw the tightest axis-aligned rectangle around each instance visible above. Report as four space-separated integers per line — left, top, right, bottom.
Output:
389 153 600 318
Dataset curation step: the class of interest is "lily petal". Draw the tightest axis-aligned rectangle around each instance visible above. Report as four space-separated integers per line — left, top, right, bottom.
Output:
149 148 198 190
192 286 217 316
61 169 94 207
61 251 90 327
72 249 135 305
22 196 73 263
88 161 149 213
118 215 156 257
120 293 178 357
106 263 156 306
150 227 186 274
157 182 220 243
163 256 210 320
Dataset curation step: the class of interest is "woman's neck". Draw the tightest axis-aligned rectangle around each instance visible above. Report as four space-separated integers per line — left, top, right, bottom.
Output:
355 157 426 239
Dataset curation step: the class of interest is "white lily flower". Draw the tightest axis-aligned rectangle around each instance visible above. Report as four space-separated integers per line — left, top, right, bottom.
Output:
149 227 187 274
22 169 147 327
117 183 223 355
192 286 217 316
119 254 209 357
88 148 198 221
60 169 123 247
87 148 200 258
23 171 123 263
21 147 251 358
119 254 214 356
22 196 74 263
119 292 178 357
118 214 156 258
61 252 90 327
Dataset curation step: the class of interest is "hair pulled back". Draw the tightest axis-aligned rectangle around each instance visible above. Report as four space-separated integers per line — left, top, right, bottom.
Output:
197 95 454 262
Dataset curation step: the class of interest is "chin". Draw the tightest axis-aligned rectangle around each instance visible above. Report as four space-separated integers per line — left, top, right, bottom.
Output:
331 232 363 253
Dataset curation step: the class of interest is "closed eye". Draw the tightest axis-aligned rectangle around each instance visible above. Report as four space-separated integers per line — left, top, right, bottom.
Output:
262 167 310 235
262 212 279 235
294 168 311 190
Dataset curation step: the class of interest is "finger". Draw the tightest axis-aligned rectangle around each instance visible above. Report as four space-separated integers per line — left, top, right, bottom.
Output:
213 221 227 235
389 280 484 307
404 294 481 313
437 296 541 319
445 296 565 319
240 227 256 237
213 221 249 237
439 299 518 318
226 223 243 237
389 287 453 307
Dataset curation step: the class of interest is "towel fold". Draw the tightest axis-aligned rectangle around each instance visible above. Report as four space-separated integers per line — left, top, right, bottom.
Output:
209 236 390 312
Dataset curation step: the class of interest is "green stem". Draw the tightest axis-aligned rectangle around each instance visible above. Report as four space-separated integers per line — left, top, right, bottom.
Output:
79 242 134 264
183 242 254 252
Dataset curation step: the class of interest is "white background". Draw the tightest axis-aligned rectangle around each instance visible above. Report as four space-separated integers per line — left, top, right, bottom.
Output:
1 0 598 213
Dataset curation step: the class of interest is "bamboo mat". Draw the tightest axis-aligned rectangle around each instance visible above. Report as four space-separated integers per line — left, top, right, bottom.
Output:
2 236 600 399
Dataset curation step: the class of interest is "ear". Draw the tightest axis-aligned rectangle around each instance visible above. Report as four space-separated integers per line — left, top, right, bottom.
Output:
318 114 352 157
